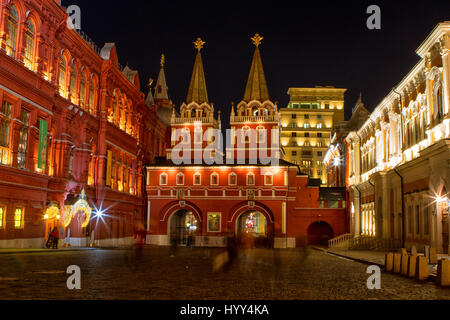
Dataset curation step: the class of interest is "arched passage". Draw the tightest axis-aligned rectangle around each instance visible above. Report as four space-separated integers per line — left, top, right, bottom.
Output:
168 209 199 246
307 221 334 246
229 202 274 248
161 201 203 245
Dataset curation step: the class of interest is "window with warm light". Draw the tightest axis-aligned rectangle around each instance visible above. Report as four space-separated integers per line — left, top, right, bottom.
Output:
6 6 18 58
228 173 237 185
193 173 201 185
0 206 5 228
247 173 255 185
176 173 184 185
69 66 77 104
0 101 12 165
160 173 167 185
88 155 94 186
211 173 219 185
14 207 24 229
58 58 66 97
24 20 35 70
89 80 95 114
79 73 86 108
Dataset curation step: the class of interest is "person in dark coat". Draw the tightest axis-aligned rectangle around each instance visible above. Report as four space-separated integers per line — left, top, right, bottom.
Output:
50 227 59 249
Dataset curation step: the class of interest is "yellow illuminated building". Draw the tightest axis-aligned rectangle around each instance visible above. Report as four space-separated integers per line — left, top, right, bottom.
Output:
280 86 346 185
344 22 450 253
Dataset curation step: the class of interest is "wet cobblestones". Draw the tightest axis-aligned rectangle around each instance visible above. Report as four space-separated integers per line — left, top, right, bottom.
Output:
0 246 450 300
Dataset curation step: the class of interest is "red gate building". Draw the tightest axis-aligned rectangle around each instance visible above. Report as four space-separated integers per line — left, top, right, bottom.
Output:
146 36 346 248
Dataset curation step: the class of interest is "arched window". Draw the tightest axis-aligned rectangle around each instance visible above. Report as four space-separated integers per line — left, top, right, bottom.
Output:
6 5 18 58
89 80 95 114
176 172 184 185
194 126 202 144
247 172 255 185
24 20 35 70
210 172 219 185
109 96 116 123
117 98 122 126
69 66 77 104
193 172 201 185
228 172 237 185
257 126 266 144
79 73 86 108
58 58 66 97
159 173 168 185
435 82 444 121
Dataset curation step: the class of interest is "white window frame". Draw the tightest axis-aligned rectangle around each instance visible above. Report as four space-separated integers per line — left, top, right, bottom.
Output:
160 172 168 185
257 125 266 144
240 126 251 144
176 172 185 185
228 172 237 186
193 172 201 185
247 172 255 185
264 174 273 186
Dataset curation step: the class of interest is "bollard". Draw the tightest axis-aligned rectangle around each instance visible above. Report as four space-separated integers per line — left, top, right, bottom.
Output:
408 254 417 278
393 253 402 273
401 254 409 276
437 259 450 287
411 245 417 256
430 247 438 264
415 256 429 281
385 253 394 272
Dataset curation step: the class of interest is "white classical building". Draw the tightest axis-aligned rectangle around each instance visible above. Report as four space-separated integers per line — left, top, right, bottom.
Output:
346 22 450 253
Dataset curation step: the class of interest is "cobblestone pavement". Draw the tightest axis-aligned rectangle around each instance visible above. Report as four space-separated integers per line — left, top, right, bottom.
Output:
1 246 450 300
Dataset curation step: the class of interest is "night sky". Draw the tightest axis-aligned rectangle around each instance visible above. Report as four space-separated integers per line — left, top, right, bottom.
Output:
66 0 450 124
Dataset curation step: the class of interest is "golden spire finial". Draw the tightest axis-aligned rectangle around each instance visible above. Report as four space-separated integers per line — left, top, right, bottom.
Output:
251 33 263 47
194 37 205 52
147 78 154 88
160 54 165 68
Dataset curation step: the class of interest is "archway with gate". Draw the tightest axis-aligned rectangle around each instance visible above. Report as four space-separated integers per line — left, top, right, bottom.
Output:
230 202 274 247
307 221 334 246
162 201 203 246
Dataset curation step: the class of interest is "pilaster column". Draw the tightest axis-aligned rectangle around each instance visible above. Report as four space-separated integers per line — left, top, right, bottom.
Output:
440 35 450 116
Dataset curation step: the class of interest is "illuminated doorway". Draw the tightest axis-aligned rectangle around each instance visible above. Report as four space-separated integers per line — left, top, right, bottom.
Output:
169 210 198 245
236 210 268 240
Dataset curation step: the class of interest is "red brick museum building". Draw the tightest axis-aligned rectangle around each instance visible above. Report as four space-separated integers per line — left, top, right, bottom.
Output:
0 0 166 248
